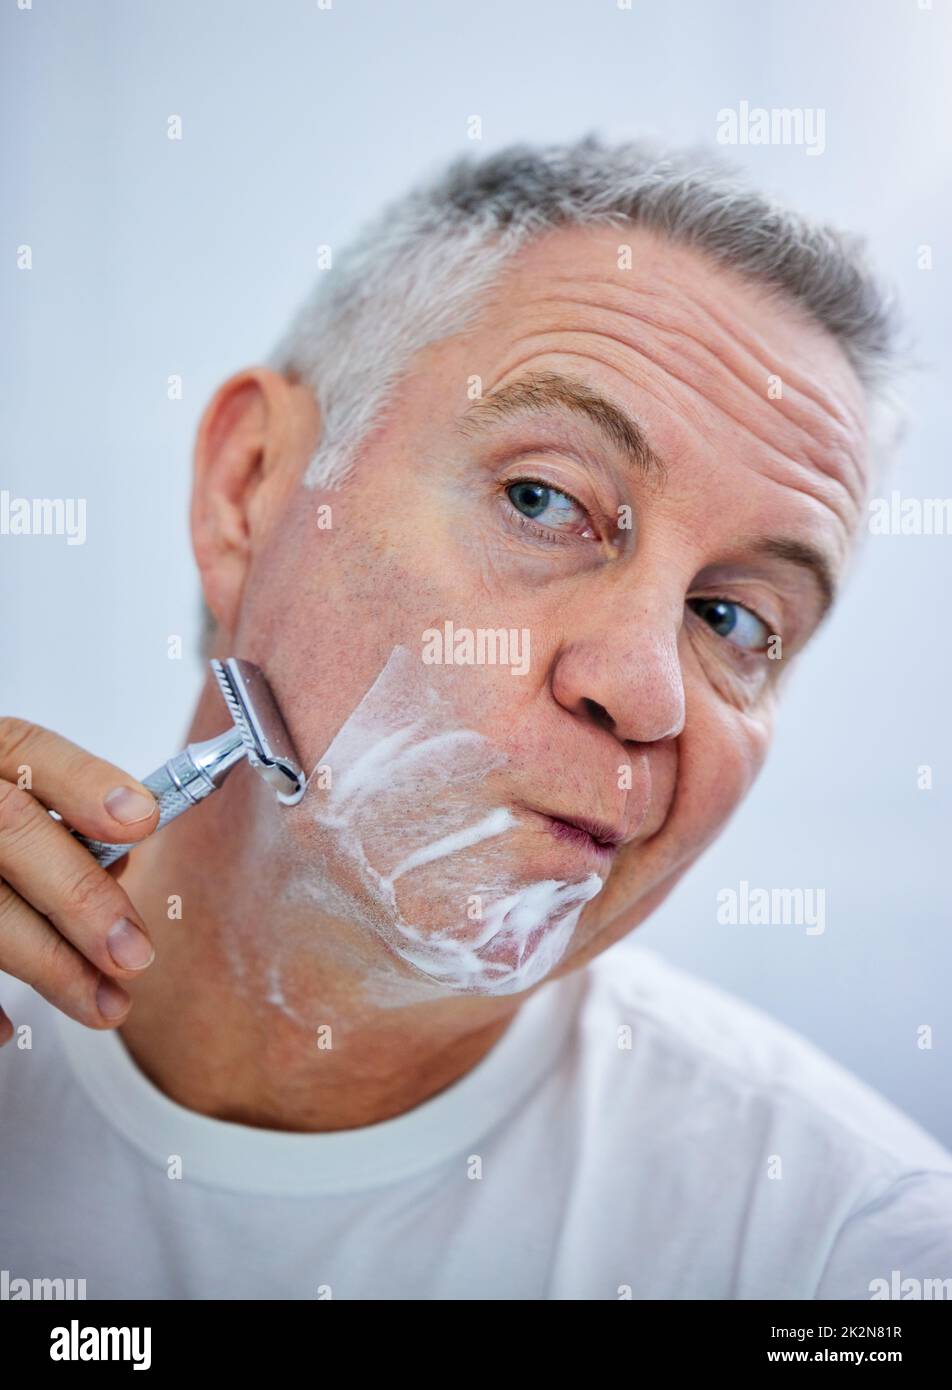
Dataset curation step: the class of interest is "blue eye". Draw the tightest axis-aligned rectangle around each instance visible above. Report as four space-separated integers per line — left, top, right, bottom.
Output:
688 597 770 651
506 480 588 532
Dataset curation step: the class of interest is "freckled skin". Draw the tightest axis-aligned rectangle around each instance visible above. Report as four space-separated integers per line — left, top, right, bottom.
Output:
115 224 870 1130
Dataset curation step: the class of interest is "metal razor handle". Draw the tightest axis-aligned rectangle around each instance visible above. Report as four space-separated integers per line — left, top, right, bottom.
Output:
64 658 305 870
74 736 245 869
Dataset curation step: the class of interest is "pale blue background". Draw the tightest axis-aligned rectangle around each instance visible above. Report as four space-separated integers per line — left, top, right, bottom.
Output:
2 0 950 1142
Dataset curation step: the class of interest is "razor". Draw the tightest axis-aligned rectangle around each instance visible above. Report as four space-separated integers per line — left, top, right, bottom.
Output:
73 658 306 868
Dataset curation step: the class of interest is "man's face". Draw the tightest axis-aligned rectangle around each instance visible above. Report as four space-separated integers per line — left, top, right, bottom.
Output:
230 223 869 994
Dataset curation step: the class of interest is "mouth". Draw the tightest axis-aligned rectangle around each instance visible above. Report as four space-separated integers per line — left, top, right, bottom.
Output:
526 807 625 867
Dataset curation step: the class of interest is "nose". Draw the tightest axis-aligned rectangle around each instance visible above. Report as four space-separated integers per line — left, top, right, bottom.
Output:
550 607 685 745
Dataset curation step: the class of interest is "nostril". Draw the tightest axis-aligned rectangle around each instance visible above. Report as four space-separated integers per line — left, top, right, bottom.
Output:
582 697 614 733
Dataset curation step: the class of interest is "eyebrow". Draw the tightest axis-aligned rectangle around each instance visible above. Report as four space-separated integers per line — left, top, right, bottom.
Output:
455 368 668 485
748 536 836 620
456 367 837 619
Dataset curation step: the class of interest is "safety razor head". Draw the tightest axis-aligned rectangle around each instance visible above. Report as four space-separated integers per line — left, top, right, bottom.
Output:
210 658 307 804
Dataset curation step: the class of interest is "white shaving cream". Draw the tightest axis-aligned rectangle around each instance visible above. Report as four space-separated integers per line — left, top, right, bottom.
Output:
247 646 604 1015
292 646 603 999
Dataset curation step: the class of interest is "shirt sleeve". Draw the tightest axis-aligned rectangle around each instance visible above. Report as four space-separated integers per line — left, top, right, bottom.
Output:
814 1170 952 1300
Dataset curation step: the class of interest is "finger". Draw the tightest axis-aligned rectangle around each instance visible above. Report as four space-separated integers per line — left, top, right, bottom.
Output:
0 884 131 1028
0 780 155 979
0 716 158 844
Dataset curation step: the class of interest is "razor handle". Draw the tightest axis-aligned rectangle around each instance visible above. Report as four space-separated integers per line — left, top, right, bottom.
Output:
72 732 246 869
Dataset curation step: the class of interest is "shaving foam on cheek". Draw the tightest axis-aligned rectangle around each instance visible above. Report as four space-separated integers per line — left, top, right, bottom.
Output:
286 645 604 999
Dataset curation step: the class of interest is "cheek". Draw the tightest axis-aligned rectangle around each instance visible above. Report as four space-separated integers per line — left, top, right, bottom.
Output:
685 701 770 833
668 688 774 881
234 487 450 773
596 692 772 927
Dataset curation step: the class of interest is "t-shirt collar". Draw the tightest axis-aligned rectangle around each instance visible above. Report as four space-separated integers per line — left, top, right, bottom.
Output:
54 966 585 1195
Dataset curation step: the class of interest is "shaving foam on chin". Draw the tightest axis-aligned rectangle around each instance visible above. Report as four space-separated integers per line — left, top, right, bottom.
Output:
289 645 603 999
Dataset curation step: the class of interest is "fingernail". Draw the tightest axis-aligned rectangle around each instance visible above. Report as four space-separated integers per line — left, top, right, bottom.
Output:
106 918 155 970
104 786 156 824
96 977 131 1019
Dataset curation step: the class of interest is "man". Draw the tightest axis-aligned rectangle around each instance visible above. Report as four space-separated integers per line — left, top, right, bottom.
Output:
1 135 950 1300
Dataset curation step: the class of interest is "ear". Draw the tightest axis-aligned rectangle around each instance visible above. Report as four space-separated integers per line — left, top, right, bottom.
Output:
190 368 321 640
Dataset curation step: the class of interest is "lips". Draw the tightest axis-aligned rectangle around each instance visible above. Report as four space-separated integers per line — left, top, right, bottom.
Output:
532 810 626 865
550 813 624 848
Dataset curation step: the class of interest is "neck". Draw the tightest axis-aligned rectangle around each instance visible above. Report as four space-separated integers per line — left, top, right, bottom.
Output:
113 724 522 1132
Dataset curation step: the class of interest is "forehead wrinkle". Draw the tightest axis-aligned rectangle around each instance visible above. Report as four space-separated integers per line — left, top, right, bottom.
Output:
492 325 862 523
510 265 867 437
624 280 869 478
515 284 865 466
626 319 865 509
752 471 857 559
504 268 868 492
625 327 866 517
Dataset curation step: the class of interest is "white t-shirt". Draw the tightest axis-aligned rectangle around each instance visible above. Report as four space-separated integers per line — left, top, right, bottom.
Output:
1 942 950 1301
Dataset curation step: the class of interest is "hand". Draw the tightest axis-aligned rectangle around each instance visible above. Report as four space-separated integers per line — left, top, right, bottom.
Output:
0 718 159 1046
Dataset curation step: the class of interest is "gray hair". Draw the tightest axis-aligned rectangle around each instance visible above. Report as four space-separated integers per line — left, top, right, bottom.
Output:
267 132 903 490
202 134 905 652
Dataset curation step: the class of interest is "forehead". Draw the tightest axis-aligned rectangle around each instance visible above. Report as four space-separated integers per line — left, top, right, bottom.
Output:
481 221 864 405
456 223 870 530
